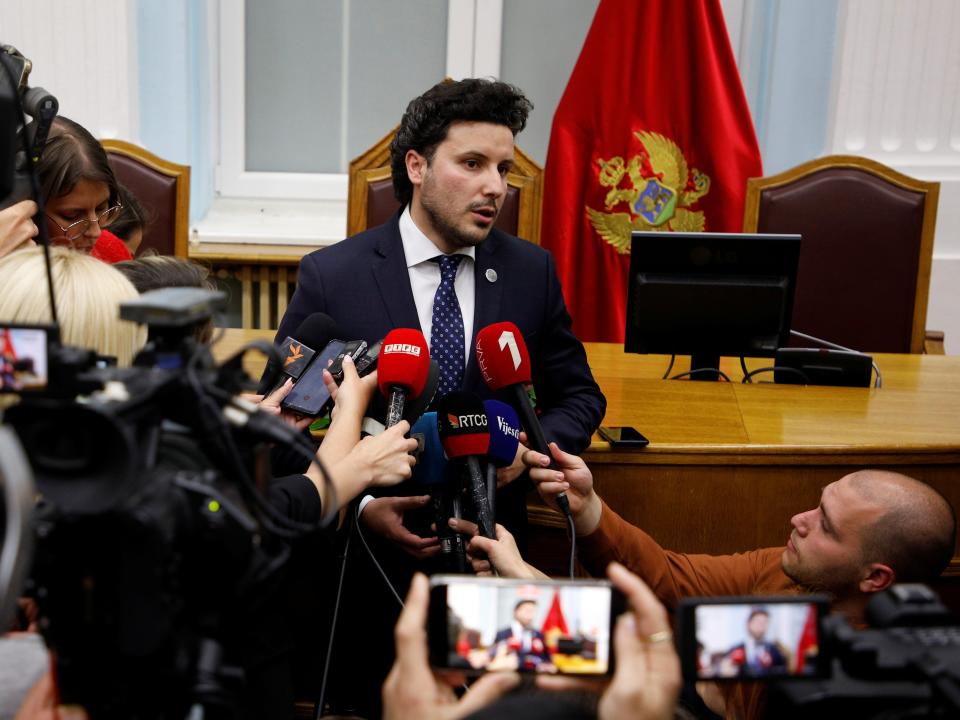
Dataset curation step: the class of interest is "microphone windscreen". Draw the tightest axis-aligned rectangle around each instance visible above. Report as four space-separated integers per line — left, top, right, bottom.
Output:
293 312 340 350
410 412 448 486
378 328 430 399
437 392 490 459
475 322 531 390
484 399 521 467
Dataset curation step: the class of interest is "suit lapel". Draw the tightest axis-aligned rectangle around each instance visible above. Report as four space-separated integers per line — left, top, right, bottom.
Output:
463 231 504 389
371 219 421 331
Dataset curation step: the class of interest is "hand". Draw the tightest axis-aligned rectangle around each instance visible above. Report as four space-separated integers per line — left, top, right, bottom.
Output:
449 518 546 579
324 355 378 423
344 420 418 487
0 200 39 259
536 563 681 720
597 563 681 720
383 573 520 720
525 442 602 535
361 495 441 559
485 642 520 671
14 672 88 720
495 442 528 488
258 378 312 431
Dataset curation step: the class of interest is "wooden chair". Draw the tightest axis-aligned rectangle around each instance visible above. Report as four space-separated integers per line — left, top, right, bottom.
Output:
101 139 190 258
742 155 941 354
347 124 544 243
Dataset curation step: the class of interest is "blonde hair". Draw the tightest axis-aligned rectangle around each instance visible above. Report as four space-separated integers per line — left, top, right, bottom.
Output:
0 246 147 366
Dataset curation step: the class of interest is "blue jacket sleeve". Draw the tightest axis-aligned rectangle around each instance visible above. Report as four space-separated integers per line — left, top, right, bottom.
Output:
529 253 606 454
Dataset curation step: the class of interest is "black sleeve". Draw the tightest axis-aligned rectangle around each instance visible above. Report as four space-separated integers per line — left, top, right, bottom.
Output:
266 474 322 524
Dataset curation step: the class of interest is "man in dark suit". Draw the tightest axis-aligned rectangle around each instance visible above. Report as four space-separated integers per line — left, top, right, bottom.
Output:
491 599 554 672
274 78 605 544
274 78 605 715
724 608 788 677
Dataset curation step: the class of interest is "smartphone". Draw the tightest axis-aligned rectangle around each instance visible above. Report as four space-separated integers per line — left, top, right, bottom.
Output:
326 339 368 381
598 426 649 447
429 575 623 676
280 339 347 416
0 325 54 393
676 595 830 682
354 338 382 377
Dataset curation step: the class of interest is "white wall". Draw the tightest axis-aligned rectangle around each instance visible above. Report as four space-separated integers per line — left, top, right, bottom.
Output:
0 0 138 142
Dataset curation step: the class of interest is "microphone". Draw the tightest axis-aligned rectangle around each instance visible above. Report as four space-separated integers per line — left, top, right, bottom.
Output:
475 322 572 515
377 329 430 429
410 412 466 572
437 392 495 540
269 313 338 392
483 399 521 522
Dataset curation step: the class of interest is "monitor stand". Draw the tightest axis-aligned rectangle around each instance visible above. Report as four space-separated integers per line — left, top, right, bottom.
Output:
689 353 721 381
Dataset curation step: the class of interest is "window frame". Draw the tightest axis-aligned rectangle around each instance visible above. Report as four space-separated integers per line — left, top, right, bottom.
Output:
215 0 503 200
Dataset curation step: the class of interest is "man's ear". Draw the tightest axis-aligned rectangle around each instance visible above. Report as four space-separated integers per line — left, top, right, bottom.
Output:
405 150 427 187
859 563 895 594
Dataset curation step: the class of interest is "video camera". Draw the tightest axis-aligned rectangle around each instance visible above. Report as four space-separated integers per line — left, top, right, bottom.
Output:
0 288 332 718
678 585 960 719
769 584 960 718
0 44 58 206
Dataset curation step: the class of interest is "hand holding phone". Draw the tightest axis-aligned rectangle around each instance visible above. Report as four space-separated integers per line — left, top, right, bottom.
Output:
428 575 622 676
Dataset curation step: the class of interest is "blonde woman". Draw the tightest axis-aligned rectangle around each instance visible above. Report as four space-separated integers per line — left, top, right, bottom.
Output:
0 246 146 366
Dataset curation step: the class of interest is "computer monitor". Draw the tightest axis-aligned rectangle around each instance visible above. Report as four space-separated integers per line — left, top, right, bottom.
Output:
625 231 801 380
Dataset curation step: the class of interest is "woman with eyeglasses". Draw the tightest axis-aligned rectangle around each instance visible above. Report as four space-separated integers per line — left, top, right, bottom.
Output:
36 116 127 256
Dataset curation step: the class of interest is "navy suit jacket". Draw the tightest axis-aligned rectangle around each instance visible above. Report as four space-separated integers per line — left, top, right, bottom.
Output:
275 215 606 455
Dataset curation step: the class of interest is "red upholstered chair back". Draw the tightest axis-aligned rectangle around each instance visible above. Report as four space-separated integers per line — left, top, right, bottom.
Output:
101 139 190 257
743 156 938 354
347 125 542 244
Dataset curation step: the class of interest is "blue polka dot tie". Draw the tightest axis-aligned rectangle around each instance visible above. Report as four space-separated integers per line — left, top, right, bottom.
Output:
430 254 465 397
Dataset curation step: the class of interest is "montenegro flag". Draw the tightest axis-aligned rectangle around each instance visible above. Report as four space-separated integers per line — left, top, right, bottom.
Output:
541 590 570 652
541 0 762 342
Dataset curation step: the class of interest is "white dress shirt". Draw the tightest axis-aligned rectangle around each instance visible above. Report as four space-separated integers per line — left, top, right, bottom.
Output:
398 205 475 363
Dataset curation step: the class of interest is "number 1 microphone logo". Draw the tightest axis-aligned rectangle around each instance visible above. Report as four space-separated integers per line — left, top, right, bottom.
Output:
498 330 521 370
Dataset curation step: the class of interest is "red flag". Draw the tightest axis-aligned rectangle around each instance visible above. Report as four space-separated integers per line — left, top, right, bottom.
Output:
541 0 762 342
541 590 569 652
795 604 819 673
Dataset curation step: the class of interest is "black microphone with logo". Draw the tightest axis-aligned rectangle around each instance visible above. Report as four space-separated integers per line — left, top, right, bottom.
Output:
437 392 496 541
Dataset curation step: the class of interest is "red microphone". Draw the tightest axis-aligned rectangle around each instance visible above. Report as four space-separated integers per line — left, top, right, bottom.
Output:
377 328 430 428
475 322 571 515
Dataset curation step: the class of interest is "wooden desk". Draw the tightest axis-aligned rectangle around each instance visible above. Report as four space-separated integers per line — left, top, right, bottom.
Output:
566 345 960 576
210 331 960 570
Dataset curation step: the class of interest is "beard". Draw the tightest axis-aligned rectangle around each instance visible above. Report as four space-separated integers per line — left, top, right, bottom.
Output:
781 554 855 600
419 174 499 249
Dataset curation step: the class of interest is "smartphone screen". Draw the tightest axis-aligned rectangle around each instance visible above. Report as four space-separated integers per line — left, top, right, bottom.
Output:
429 575 621 676
1 325 52 393
598 426 649 446
677 596 829 682
280 339 347 416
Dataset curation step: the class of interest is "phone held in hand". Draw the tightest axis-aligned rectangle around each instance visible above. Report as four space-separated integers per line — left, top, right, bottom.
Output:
676 595 830 683
597 425 650 447
280 339 348 417
428 575 623 676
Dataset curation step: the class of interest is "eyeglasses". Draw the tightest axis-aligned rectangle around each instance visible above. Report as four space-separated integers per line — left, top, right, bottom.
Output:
46 204 123 242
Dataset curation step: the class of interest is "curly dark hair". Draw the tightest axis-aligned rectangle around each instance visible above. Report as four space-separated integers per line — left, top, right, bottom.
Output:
389 78 533 206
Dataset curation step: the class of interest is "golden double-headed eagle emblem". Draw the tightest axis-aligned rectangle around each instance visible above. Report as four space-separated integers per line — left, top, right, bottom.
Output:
586 131 711 254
